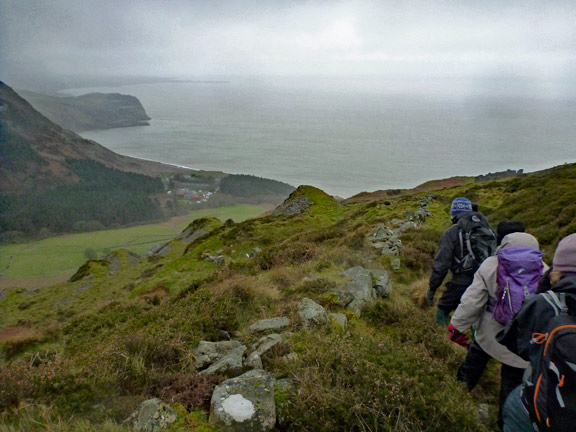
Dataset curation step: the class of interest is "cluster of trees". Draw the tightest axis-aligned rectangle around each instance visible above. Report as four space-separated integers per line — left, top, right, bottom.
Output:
0 126 46 169
219 174 294 198
0 159 164 242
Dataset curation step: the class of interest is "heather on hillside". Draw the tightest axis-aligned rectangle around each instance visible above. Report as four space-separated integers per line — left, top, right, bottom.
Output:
1 164 575 431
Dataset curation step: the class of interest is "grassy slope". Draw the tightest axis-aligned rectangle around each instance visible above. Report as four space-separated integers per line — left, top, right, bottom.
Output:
1 164 576 431
0 205 272 287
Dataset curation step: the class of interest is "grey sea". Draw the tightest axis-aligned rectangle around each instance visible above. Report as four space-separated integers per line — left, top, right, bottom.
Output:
66 76 576 198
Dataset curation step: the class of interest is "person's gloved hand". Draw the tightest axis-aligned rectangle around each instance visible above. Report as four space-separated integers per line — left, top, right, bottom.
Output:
448 323 469 348
425 289 436 307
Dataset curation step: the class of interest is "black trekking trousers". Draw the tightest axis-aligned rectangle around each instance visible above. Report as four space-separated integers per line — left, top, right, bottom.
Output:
437 280 471 315
457 340 525 430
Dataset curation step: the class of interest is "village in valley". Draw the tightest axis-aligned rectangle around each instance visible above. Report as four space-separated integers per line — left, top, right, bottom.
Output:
164 173 220 205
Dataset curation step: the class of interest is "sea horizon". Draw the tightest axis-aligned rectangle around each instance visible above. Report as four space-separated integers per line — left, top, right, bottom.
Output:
64 75 576 197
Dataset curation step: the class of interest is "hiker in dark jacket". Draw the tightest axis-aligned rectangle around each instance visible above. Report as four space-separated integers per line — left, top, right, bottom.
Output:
498 233 576 432
426 197 493 324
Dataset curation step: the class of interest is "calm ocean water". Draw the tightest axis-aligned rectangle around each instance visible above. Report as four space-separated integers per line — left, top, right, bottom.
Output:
66 77 576 198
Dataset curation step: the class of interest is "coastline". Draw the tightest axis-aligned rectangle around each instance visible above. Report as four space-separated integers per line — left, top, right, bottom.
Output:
128 154 202 173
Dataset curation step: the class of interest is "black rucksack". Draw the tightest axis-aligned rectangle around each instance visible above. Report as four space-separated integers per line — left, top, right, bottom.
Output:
524 291 576 431
454 212 497 274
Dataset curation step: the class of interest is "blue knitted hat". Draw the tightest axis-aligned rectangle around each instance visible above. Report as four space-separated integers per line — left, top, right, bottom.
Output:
450 197 472 215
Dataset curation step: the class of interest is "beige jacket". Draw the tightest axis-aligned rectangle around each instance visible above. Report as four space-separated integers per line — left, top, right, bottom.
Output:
451 232 547 369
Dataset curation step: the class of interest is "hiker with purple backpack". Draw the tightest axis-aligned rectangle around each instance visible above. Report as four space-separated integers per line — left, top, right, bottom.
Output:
497 233 576 432
449 231 546 430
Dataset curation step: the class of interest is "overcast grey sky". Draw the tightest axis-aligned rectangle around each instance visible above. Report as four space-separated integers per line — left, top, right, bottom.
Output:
1 0 575 87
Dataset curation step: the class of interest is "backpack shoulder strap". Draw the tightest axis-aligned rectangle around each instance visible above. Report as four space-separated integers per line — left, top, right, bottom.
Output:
542 291 568 316
457 228 465 261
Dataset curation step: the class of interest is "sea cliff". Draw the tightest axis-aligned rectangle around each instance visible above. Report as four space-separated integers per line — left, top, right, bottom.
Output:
18 90 151 131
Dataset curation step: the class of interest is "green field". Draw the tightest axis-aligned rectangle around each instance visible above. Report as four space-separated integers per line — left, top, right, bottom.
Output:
0 204 271 286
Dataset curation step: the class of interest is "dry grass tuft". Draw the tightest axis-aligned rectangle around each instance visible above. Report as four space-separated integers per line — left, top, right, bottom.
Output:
404 279 430 308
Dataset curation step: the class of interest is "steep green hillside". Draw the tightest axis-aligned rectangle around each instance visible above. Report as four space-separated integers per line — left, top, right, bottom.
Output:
1 164 575 431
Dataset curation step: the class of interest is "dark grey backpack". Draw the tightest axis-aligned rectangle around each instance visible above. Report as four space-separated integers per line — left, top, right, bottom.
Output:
455 212 497 274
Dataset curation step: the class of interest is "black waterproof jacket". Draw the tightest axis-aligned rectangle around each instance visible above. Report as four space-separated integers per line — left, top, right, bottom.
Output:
497 275 576 363
497 275 576 425
428 211 490 292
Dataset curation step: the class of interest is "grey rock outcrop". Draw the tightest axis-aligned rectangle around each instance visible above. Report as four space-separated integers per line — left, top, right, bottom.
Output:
273 195 312 217
248 317 290 334
418 194 433 207
194 340 244 370
125 398 177 431
202 252 225 265
371 269 392 298
177 227 208 245
370 225 402 256
245 333 283 369
146 243 171 258
394 220 419 232
369 196 432 256
210 370 276 432
475 169 523 183
146 221 213 258
340 266 392 314
341 266 377 313
404 208 431 224
329 312 348 329
246 247 263 258
106 250 140 276
298 298 329 329
326 289 354 307
198 345 247 376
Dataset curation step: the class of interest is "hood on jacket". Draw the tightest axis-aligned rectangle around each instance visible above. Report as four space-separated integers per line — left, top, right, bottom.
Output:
498 232 540 253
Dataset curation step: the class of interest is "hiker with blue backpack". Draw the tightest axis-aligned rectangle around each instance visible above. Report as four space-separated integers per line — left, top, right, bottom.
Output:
449 232 546 430
497 233 576 432
426 197 497 324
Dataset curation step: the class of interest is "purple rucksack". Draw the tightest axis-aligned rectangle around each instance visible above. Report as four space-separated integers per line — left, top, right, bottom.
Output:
492 246 543 325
